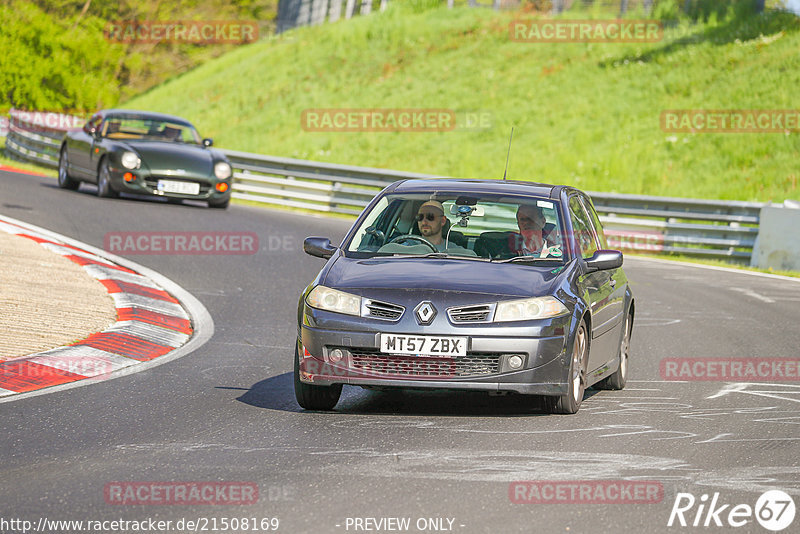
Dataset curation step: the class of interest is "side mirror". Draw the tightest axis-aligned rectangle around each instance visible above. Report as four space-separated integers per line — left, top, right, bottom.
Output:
202 138 213 147
585 249 623 272
304 237 337 259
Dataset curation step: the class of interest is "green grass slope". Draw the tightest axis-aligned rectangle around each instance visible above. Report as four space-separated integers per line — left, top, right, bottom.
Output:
125 4 800 201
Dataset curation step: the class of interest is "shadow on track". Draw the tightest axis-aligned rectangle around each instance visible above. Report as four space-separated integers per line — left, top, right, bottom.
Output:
41 180 212 208
232 372 602 417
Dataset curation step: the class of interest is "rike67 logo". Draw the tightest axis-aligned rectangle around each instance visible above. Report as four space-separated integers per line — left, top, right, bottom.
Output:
668 490 795 531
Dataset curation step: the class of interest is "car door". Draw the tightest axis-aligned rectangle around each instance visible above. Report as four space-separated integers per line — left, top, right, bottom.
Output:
69 114 102 179
568 195 620 373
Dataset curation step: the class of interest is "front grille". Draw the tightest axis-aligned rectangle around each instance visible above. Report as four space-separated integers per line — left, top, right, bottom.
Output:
144 177 210 196
362 299 404 321
448 304 494 323
349 349 501 377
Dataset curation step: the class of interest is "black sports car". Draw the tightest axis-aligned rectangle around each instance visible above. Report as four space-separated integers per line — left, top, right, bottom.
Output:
296 179 634 413
58 109 233 209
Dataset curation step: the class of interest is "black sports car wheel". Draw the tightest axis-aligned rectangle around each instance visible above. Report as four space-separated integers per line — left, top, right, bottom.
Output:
96 159 119 198
208 198 230 209
58 147 80 190
543 321 588 414
294 346 342 411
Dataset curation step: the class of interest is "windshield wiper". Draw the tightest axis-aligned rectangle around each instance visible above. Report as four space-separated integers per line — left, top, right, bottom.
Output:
494 256 558 263
388 252 489 261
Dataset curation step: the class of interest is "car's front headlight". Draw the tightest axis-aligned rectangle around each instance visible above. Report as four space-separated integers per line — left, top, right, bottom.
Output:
306 285 361 316
493 296 568 322
120 151 140 170
214 161 232 180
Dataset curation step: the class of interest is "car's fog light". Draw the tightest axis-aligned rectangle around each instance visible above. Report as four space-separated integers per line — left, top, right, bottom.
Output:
123 172 135 182
216 182 229 193
508 355 524 369
329 348 343 363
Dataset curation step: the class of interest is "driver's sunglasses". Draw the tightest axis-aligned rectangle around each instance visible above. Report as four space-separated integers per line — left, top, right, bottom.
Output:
416 212 438 222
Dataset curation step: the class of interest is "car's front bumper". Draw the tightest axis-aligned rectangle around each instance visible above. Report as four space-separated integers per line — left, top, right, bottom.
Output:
107 165 231 202
297 321 572 396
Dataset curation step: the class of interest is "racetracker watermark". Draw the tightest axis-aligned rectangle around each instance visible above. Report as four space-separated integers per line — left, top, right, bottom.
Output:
301 109 492 132
104 232 259 255
8 109 87 133
605 229 665 252
104 20 258 44
510 480 663 504
104 482 258 505
660 357 800 382
510 19 663 43
660 110 800 133
2 357 113 382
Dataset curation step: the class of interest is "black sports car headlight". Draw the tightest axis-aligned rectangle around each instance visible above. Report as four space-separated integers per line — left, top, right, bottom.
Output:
306 285 361 316
214 161 232 180
121 151 141 170
493 296 568 322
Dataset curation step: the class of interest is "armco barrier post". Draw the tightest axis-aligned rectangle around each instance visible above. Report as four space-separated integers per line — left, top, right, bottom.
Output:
751 202 800 271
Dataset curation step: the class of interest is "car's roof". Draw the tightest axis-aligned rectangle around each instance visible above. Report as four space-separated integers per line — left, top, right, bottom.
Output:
99 109 195 127
389 178 565 199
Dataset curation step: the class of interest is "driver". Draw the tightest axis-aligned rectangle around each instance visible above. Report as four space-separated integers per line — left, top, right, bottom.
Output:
415 200 476 255
416 200 448 250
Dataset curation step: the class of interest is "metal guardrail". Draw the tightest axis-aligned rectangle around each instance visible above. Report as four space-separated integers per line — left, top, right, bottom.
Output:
2 110 765 263
220 149 764 262
3 109 79 168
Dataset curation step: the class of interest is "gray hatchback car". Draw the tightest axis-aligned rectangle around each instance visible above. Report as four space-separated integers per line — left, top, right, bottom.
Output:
295 179 634 414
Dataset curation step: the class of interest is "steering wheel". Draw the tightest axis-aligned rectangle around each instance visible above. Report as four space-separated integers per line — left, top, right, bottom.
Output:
388 234 438 253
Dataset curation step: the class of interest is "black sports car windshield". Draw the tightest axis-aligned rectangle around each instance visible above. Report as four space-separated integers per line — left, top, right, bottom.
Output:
346 192 566 262
100 116 202 144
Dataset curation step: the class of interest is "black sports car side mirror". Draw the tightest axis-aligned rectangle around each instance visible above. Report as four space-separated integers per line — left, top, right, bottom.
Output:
304 237 337 259
585 250 623 272
202 138 213 147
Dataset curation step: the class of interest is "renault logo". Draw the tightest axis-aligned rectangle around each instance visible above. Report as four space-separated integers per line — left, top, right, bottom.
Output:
414 301 437 325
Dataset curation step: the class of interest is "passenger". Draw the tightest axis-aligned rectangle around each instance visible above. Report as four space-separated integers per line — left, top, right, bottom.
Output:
513 204 557 256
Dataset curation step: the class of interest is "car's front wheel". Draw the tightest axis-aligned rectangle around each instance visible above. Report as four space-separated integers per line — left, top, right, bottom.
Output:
58 147 80 190
598 311 631 391
294 346 342 411
543 321 588 415
96 159 119 198
208 197 230 209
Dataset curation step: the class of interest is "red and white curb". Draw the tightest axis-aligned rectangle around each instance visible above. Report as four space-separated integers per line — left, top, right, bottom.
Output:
0 215 213 402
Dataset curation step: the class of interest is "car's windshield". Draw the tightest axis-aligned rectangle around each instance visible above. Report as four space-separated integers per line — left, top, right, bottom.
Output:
346 192 566 262
99 117 201 144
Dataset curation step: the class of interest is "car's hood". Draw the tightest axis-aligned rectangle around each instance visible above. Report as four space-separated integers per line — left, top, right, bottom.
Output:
124 141 214 176
323 256 564 298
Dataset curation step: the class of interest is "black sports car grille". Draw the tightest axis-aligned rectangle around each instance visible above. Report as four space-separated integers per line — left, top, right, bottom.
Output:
448 304 493 323
363 299 404 321
348 349 501 377
144 177 210 196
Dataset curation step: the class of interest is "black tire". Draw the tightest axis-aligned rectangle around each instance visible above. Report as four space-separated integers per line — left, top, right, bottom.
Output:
58 147 80 190
208 197 230 209
96 159 119 198
294 345 342 411
543 321 589 414
597 312 631 391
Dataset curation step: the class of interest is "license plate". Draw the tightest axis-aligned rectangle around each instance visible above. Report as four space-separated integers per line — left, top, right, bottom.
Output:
157 180 199 195
379 334 467 357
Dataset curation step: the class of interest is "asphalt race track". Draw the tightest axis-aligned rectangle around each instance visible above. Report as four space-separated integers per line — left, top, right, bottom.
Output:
1 168 799 534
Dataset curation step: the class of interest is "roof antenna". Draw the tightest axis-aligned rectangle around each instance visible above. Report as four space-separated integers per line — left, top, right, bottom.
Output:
502 127 514 181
